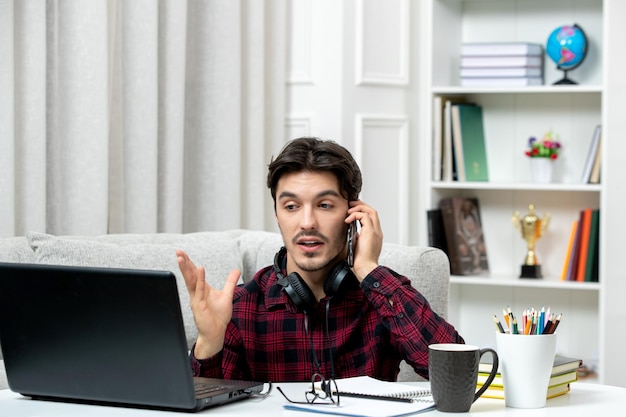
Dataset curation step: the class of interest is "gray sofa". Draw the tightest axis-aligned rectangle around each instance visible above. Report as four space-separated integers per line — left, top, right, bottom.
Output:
0 230 450 390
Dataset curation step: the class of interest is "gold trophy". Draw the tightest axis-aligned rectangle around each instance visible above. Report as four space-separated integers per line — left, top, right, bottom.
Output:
512 204 550 278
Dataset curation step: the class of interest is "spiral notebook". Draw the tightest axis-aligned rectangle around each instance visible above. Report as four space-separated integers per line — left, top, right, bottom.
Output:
334 376 433 402
283 376 434 417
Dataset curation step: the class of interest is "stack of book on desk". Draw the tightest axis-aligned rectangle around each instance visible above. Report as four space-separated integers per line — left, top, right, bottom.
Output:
460 42 544 87
476 355 582 400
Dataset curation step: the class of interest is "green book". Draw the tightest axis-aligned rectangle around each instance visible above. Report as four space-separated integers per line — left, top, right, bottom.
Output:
452 104 489 181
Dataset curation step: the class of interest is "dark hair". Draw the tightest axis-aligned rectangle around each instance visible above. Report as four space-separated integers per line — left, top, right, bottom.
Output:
267 137 362 204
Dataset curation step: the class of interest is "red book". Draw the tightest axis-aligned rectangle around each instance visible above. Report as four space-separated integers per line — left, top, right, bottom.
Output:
575 209 593 282
584 209 600 282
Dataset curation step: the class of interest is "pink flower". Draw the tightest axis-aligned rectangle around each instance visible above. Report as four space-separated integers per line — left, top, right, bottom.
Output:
525 131 562 160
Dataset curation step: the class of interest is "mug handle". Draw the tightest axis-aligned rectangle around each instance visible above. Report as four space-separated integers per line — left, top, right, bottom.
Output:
473 348 499 403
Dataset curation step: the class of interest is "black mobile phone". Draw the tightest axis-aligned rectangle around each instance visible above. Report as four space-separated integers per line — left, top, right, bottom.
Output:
347 221 357 267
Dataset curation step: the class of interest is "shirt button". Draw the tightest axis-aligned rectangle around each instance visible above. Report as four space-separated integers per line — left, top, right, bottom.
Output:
373 281 380 288
398 313 404 318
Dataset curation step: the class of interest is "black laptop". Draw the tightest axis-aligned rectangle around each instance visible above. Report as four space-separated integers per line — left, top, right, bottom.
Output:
0 262 266 412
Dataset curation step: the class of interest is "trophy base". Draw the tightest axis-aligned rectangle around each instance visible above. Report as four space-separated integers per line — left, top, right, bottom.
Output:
520 264 542 279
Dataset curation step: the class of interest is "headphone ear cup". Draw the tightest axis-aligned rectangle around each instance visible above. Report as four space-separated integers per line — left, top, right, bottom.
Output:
274 247 315 311
274 247 353 310
283 272 316 311
324 261 352 296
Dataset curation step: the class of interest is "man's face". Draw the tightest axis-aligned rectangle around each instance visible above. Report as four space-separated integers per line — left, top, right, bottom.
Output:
275 170 349 278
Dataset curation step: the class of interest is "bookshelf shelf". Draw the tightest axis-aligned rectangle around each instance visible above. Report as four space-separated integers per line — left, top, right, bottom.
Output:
450 276 600 291
430 182 602 193
432 85 603 95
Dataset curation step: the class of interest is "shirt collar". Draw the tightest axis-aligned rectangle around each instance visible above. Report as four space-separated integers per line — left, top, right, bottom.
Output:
265 267 298 312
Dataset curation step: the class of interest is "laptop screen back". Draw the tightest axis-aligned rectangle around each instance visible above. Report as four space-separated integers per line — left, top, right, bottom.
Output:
0 263 198 410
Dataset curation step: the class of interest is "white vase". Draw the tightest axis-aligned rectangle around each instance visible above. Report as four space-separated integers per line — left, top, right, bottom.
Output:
530 158 553 183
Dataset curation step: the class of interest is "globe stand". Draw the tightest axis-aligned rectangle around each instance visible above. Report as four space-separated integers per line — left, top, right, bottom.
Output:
553 69 578 85
547 24 587 87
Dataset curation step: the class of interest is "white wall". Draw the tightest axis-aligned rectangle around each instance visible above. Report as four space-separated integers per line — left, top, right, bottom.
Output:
286 0 422 245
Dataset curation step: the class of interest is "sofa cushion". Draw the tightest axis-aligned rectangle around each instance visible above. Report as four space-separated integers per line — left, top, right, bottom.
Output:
379 243 449 319
0 236 36 263
236 230 284 280
26 231 242 348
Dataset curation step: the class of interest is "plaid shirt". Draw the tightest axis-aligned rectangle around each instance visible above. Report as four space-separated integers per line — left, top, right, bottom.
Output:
190 264 463 382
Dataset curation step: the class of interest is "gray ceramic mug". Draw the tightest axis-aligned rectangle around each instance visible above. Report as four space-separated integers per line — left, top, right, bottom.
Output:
428 343 499 413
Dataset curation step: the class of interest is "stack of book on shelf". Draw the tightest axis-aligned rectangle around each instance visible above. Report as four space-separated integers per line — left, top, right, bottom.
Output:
561 208 600 282
580 124 602 184
431 97 489 182
460 42 544 87
477 355 582 400
427 197 489 276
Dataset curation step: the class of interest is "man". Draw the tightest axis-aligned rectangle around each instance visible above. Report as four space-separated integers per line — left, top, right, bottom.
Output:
177 137 463 383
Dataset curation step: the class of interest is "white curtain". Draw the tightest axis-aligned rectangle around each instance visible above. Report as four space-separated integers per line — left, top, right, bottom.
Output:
0 0 286 237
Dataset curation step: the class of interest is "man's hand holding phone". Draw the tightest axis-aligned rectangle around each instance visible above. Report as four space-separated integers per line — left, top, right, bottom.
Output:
346 200 383 281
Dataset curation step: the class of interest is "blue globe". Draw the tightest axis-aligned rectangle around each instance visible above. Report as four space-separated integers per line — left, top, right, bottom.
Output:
546 24 588 71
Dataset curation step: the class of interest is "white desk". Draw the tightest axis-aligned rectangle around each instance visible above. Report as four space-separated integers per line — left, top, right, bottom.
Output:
0 382 624 416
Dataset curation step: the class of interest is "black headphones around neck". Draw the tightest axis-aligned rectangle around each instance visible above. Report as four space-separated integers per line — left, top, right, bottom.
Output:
273 247 353 311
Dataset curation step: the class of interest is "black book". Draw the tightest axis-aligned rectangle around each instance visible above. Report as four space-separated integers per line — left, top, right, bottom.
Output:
426 209 449 257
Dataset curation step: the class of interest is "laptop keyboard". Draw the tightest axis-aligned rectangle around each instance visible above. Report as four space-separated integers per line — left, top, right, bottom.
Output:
194 382 230 396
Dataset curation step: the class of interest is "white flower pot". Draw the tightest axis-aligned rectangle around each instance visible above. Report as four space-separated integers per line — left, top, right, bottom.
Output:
530 158 554 183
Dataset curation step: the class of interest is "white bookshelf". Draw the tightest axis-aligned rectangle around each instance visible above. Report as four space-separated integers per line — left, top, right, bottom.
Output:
418 0 626 386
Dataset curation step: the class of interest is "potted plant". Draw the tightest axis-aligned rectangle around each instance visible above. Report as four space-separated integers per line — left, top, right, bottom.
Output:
525 130 562 182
